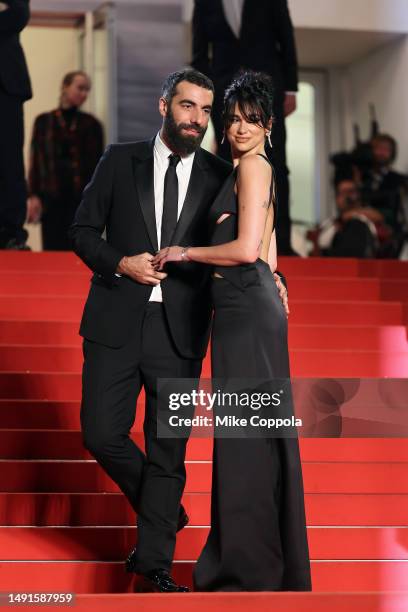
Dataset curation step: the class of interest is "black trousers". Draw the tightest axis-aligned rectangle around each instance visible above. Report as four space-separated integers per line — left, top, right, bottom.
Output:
41 196 79 251
212 80 292 254
81 302 202 572
0 87 27 245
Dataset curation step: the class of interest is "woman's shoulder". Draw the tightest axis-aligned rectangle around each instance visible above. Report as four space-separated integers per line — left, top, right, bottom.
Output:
239 153 271 169
237 154 272 182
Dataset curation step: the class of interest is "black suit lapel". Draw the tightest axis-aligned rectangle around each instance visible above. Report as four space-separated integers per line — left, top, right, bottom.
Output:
170 151 209 246
132 141 158 252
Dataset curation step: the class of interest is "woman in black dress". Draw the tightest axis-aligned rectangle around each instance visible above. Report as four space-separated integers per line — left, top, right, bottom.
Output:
153 71 311 592
27 71 104 250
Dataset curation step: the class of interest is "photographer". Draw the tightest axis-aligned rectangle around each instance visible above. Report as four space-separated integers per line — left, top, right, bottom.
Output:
364 134 408 257
314 179 383 258
331 131 407 258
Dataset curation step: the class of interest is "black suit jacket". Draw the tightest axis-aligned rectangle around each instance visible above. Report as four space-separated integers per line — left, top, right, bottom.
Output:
192 0 298 92
69 140 231 359
0 0 32 100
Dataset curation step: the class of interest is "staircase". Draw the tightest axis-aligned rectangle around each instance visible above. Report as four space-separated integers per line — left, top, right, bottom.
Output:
0 252 408 611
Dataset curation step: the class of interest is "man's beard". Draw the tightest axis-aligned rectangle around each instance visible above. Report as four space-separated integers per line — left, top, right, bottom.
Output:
162 108 206 156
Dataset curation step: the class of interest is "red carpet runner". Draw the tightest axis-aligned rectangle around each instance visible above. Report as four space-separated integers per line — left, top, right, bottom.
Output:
0 252 408 611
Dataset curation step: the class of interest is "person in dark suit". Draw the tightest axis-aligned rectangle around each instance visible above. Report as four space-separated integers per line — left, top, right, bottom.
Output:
0 0 32 249
69 69 232 593
191 0 299 255
366 134 408 257
27 71 104 250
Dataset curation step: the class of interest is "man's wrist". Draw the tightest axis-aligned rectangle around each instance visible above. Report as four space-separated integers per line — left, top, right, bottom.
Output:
116 256 128 275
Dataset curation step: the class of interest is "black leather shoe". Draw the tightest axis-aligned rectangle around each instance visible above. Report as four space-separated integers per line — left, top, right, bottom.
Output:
139 569 189 593
125 507 189 573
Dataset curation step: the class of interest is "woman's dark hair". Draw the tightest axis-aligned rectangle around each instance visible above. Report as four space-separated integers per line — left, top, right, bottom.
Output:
223 70 274 131
161 68 214 104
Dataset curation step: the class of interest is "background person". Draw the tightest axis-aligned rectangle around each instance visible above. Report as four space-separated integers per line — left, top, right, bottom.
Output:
27 70 103 250
0 0 32 249
191 0 299 255
312 179 383 258
330 130 408 258
364 134 408 257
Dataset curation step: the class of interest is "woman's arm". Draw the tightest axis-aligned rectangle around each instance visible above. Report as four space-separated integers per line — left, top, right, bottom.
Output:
268 226 277 272
155 156 273 268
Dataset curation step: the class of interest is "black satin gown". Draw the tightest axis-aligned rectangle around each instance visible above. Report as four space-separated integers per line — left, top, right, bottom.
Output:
193 157 312 592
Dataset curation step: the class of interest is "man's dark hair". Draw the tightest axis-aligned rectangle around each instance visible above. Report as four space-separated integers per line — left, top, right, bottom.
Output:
161 69 214 104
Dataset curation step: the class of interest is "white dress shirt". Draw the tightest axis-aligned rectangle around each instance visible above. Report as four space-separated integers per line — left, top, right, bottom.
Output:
149 132 195 302
222 0 245 38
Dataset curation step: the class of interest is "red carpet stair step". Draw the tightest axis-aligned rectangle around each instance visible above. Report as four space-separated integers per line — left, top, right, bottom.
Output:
1 561 408 594
0 252 408 609
1 320 408 351
1 459 407 494
1 526 408 561
2 491 408 526
2 345 408 376
1 293 408 325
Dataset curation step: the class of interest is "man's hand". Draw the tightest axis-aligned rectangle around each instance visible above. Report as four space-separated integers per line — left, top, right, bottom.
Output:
26 196 43 224
0 3 9 12
117 253 167 285
274 272 289 317
284 92 297 117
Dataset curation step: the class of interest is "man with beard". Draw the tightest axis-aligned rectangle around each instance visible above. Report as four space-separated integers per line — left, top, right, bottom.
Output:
69 69 231 592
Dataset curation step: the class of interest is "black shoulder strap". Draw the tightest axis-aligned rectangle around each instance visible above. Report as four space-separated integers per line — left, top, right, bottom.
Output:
256 153 271 165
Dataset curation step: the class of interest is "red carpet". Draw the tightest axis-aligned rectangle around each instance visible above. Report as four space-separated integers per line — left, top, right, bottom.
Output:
0 252 407 611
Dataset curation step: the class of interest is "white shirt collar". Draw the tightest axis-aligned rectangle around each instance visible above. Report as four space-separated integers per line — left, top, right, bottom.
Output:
154 132 195 168
222 0 245 38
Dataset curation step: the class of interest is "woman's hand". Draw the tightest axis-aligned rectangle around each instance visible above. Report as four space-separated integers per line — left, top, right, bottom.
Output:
152 246 189 271
26 196 43 224
274 273 289 317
